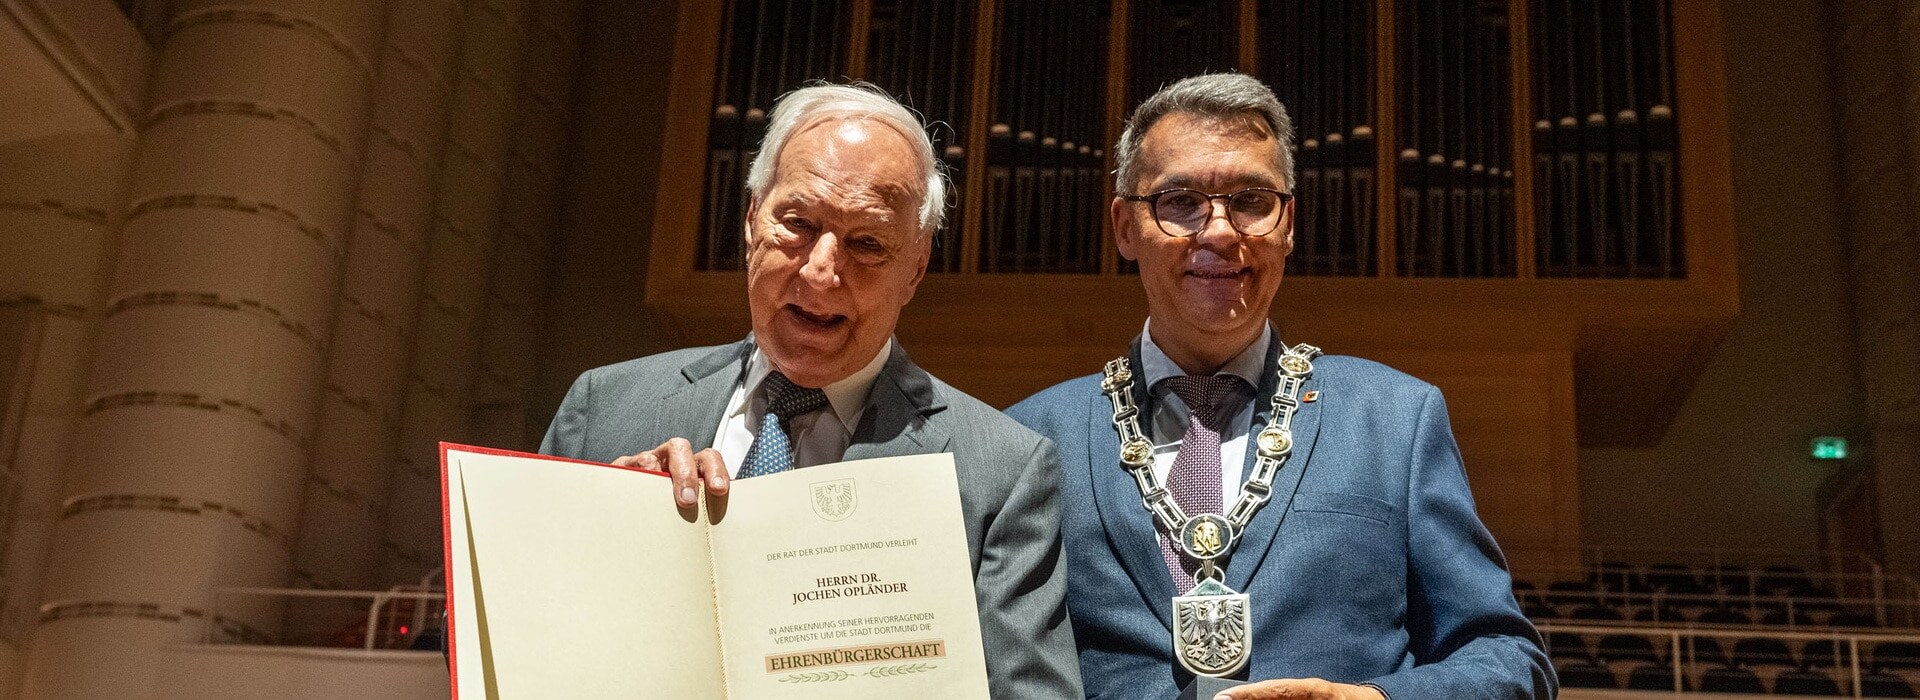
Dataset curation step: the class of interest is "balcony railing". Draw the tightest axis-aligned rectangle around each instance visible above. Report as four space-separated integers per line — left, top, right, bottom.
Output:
205 586 444 651
1538 622 1920 696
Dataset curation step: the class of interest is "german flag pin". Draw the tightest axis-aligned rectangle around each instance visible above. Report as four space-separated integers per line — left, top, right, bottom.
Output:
1302 390 1320 403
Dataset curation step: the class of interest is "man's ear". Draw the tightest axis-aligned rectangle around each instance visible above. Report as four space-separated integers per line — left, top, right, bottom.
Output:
903 229 933 299
1111 197 1140 261
1279 196 1296 256
742 200 759 246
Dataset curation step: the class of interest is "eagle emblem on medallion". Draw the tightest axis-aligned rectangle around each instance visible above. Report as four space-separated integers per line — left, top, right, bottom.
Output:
1173 591 1252 677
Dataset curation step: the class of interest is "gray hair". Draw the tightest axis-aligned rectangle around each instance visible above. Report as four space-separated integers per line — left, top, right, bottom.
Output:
746 82 947 232
1113 72 1297 192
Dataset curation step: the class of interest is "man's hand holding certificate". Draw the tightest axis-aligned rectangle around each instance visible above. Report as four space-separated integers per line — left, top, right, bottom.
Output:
443 445 990 698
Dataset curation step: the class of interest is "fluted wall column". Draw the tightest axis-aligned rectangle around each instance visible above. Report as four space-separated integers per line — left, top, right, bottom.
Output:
20 1 387 697
1831 0 1920 580
291 0 469 594
380 0 532 584
470 0 583 452
0 132 136 691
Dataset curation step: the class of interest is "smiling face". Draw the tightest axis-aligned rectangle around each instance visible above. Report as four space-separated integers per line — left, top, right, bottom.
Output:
744 117 932 388
1113 112 1293 366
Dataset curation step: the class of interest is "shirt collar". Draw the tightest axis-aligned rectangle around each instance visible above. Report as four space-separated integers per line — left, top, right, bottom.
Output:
741 338 893 431
1138 318 1272 389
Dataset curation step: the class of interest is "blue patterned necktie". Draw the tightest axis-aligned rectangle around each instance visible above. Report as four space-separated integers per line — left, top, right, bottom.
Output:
1158 374 1245 592
737 371 832 478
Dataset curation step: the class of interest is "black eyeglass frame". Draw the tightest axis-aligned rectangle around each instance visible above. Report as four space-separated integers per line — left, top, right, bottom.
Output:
1118 187 1295 238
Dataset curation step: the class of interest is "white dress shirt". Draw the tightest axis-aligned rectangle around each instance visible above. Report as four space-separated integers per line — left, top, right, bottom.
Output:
714 339 893 477
1138 320 1273 506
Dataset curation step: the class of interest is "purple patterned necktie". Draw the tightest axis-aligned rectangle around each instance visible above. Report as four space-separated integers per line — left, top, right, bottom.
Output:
1158 374 1245 592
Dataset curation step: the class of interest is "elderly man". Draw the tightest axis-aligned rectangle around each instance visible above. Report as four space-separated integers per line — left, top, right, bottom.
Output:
539 83 1081 699
1008 73 1553 700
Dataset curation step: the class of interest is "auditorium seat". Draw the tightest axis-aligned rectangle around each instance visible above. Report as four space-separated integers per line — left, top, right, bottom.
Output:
1555 660 1619 689
1548 581 1600 607
1671 593 1722 611
1875 642 1920 669
1761 566 1814 595
1626 662 1689 691
1861 670 1919 697
1759 565 1812 590
1632 605 1685 623
1688 638 1732 667
1732 637 1796 667
1801 640 1848 668
1646 563 1701 593
1699 607 1753 625
1546 632 1590 660
1752 598 1791 618
1828 611 1881 628
1772 668 1842 696
1598 634 1662 665
1760 608 1814 627
1714 565 1756 596
1570 604 1626 621
1643 562 1687 582
1590 561 1641 593
1699 665 1766 694
1789 585 1846 615
1522 603 1558 619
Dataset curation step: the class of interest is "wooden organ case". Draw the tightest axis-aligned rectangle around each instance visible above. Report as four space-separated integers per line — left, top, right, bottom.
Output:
645 0 1736 566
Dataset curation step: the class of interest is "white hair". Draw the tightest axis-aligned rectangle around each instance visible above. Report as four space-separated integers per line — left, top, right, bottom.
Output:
745 82 947 232
1114 72 1297 192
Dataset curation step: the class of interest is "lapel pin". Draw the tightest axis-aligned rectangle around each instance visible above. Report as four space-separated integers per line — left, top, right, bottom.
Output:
1302 390 1320 403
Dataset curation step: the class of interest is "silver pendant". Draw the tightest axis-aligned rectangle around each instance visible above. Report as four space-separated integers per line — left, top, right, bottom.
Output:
1172 576 1251 678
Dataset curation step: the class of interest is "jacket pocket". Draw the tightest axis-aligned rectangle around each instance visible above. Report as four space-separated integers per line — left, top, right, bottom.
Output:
1290 490 1396 526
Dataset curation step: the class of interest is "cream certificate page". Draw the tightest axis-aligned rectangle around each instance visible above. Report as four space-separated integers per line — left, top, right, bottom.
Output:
709 453 988 697
444 445 988 699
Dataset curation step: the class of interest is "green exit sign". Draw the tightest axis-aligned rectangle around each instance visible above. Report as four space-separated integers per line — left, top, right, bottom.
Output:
1811 437 1849 460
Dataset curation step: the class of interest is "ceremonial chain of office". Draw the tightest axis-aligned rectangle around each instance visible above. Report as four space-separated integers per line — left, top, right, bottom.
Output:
1099 342 1323 578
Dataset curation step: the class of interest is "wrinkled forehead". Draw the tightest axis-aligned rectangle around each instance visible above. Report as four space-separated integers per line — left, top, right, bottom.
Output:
772 116 925 197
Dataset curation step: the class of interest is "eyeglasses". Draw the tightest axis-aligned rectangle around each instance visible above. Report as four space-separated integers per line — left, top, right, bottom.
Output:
1119 187 1293 238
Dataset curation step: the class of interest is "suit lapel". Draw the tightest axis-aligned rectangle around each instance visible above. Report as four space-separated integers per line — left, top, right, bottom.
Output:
625 339 751 451
843 342 951 460
1089 340 1177 629
1224 342 1324 592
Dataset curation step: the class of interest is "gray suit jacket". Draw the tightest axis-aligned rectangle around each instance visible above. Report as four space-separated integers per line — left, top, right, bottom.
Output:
540 338 1082 699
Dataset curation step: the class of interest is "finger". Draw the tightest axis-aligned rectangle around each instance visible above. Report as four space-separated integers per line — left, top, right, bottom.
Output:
1217 679 1313 700
610 453 639 468
633 449 662 473
693 449 731 495
661 438 699 507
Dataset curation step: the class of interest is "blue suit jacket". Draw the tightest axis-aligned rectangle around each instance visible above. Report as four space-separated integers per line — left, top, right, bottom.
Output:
1007 338 1554 699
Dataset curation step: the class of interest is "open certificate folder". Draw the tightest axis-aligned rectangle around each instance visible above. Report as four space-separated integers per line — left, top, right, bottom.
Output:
441 444 990 698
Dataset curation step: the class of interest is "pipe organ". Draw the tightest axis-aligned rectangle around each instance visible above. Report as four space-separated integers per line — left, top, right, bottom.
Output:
1262 0 1376 277
699 0 850 271
640 0 1735 571
1531 0 1680 279
867 0 976 271
688 0 1684 281
1395 0 1514 278
984 0 1109 273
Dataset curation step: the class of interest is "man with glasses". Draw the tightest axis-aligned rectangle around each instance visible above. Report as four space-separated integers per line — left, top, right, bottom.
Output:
1008 73 1552 699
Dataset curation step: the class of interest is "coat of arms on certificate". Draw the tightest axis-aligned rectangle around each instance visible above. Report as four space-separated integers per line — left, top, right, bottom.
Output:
811 478 857 521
